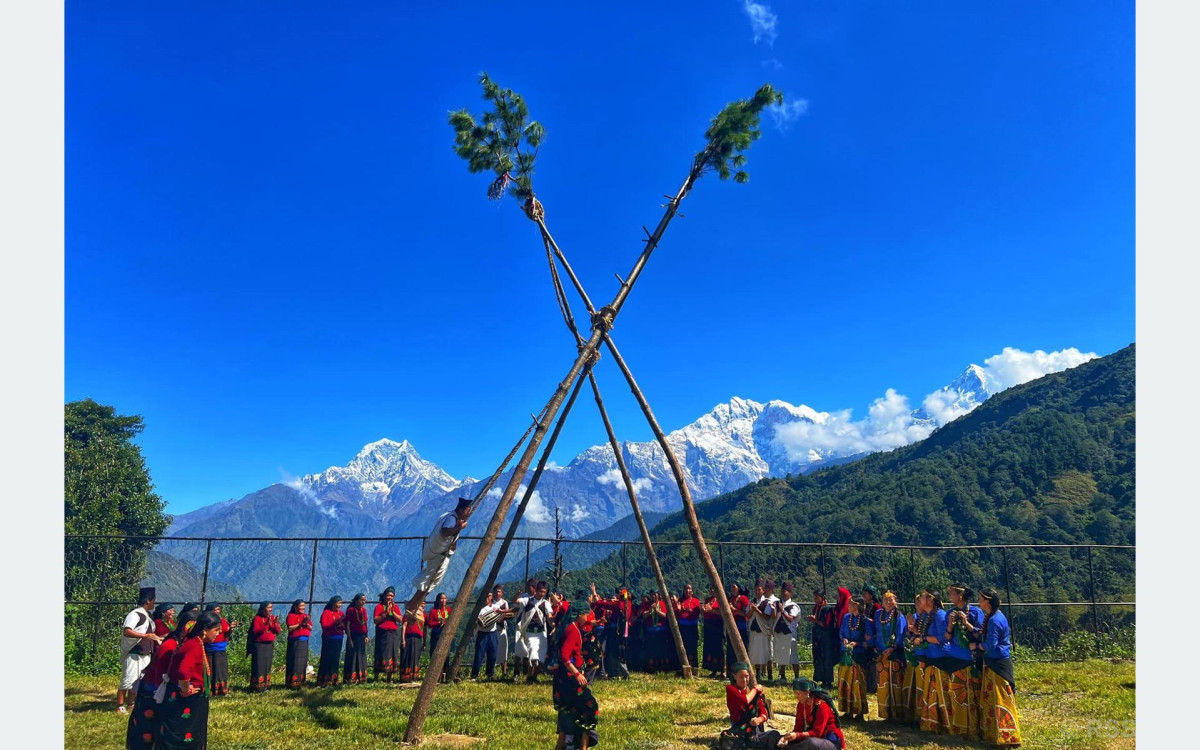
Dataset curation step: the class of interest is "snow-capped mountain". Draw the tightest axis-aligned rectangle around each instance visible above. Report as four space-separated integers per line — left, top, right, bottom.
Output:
160 352 1092 601
299 439 470 520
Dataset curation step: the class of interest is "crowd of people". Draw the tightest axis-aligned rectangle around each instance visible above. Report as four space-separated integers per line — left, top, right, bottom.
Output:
116 573 1020 748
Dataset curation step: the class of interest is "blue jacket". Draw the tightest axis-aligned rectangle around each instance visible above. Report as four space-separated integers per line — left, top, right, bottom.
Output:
982 610 1012 659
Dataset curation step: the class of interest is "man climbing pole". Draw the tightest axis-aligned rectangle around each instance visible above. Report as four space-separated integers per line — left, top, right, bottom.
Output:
406 496 472 612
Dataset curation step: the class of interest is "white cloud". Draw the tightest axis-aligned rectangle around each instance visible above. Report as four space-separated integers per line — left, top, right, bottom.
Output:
767 98 809 131
490 483 551 523
282 470 338 519
597 467 653 495
743 0 778 45
772 347 1097 466
980 347 1098 392
568 504 590 522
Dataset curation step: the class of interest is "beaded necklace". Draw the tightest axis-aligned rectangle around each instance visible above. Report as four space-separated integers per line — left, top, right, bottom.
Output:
847 612 862 639
879 609 897 647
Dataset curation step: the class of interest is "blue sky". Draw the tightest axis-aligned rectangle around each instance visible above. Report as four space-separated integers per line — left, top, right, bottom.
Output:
65 1 1134 515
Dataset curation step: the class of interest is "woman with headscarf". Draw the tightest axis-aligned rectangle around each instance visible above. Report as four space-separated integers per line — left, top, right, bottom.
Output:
643 590 670 673
725 583 751 677
248 601 281 692
837 595 870 721
873 591 908 723
285 600 313 688
202 604 235 696
344 593 370 685
901 593 928 726
720 662 780 748
398 602 425 683
152 604 176 639
553 603 601 750
859 585 881 695
426 592 452 683
977 589 1021 746
124 609 197 750
701 585 725 678
156 611 222 749
918 589 952 734
317 596 345 687
831 588 851 665
373 586 403 682
936 583 984 737
778 677 845 749
806 590 838 689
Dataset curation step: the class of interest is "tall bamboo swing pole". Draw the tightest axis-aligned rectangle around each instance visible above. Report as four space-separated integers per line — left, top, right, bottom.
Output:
446 366 592 680
403 171 699 743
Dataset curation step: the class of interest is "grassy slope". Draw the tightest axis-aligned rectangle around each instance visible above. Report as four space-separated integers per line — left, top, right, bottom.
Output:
66 660 1133 749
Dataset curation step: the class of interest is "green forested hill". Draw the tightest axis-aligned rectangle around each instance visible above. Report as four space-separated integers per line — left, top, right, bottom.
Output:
579 345 1135 644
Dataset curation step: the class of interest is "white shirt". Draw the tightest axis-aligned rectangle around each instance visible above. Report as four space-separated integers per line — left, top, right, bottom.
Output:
778 598 801 635
120 606 152 655
422 511 460 559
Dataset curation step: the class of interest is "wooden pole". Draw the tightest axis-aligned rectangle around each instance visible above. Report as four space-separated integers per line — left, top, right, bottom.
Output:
588 371 693 676
599 333 756 683
405 178 690 739
447 369 591 680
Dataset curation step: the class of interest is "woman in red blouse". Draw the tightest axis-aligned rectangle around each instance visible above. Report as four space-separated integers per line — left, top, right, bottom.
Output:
201 604 236 696
343 593 370 685
426 593 451 683
317 596 345 687
778 677 846 749
398 604 425 683
124 609 196 750
153 604 176 639
722 661 781 747
673 584 702 674
701 585 725 677
552 605 600 750
726 583 752 678
156 611 223 749
373 586 403 682
248 601 282 692
285 600 314 688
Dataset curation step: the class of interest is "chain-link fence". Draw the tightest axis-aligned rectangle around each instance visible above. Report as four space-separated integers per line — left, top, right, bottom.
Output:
65 535 1134 675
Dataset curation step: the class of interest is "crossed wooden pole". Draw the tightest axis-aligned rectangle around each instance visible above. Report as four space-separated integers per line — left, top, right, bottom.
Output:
403 152 761 742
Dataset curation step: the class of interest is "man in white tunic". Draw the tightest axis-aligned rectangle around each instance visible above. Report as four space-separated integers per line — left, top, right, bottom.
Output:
406 497 472 612
116 586 161 714
516 581 553 683
772 581 802 683
512 578 536 678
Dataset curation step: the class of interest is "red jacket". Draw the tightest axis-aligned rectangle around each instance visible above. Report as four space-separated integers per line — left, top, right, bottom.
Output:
701 596 722 622
286 612 313 639
793 698 845 748
347 605 370 635
321 608 345 637
560 622 583 669
426 605 451 629
251 615 282 643
726 684 768 725
168 636 208 691
675 596 701 624
732 595 751 624
374 603 401 631
144 635 179 687
212 617 232 644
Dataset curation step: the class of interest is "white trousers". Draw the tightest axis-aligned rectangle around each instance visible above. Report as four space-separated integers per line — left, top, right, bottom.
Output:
411 552 452 594
772 631 798 665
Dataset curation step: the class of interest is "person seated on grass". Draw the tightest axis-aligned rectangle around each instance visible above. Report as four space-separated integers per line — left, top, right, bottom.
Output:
721 662 782 748
776 677 845 749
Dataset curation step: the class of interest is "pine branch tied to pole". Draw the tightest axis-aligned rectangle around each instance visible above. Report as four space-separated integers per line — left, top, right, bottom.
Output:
404 76 784 744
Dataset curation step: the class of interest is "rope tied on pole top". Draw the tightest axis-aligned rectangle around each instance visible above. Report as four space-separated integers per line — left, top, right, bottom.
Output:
590 305 616 334
523 194 545 222
579 341 601 368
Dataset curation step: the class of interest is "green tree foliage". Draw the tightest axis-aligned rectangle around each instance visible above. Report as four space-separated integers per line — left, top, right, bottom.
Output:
448 73 544 202
65 399 168 599
693 84 783 183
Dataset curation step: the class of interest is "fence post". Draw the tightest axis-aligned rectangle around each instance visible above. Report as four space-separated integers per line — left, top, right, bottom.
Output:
199 539 213 604
621 542 628 590
1002 547 1014 645
909 547 917 602
718 543 726 586
819 545 827 595
308 540 319 613
1087 545 1101 657
524 538 531 583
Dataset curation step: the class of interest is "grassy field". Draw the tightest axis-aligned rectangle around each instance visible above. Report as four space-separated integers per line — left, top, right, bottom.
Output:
65 660 1134 749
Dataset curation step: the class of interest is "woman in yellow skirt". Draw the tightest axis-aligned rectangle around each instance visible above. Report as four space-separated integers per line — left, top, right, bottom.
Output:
939 583 985 738
901 594 927 726
836 595 870 720
917 589 952 734
977 589 1022 745
874 590 909 722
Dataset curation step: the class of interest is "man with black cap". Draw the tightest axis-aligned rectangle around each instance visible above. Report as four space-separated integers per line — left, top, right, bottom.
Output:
406 496 472 612
116 586 161 714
